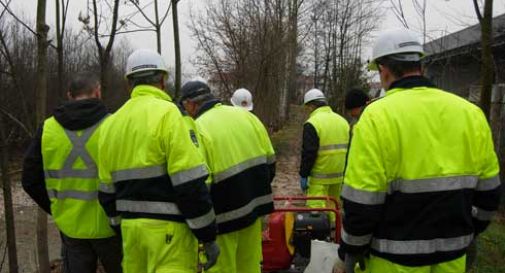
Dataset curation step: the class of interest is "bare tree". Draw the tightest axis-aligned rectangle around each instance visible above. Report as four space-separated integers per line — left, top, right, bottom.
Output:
305 0 380 110
0 3 19 265
191 0 291 129
281 0 304 121
473 0 494 119
172 0 181 97
89 0 121 97
126 0 171 53
0 116 18 273
55 0 70 98
36 0 50 272
412 0 427 44
390 0 409 28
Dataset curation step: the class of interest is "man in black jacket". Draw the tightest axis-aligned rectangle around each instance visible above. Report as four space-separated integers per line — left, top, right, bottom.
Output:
22 73 122 273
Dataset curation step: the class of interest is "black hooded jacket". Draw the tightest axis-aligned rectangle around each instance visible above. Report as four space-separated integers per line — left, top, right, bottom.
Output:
21 99 108 214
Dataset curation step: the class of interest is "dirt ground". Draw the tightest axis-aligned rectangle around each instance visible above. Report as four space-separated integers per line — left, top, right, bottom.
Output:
0 105 308 273
0 173 62 273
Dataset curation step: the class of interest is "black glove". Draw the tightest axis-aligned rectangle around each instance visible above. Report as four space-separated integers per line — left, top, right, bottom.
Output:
344 253 366 273
203 241 220 270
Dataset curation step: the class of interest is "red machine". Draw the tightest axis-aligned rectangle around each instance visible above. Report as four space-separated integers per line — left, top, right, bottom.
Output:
262 196 341 272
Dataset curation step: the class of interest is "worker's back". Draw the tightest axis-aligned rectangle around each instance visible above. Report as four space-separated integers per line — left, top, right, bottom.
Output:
364 87 492 179
196 103 275 233
99 87 178 174
98 84 215 243
305 106 349 185
42 113 114 239
343 84 500 266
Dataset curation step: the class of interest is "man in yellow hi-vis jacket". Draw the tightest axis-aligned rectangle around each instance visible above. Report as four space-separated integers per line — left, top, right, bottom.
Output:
22 73 122 273
98 49 219 273
180 80 276 273
300 88 349 220
334 29 501 273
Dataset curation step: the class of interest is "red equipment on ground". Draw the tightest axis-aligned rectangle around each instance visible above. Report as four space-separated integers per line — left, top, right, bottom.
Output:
262 196 341 272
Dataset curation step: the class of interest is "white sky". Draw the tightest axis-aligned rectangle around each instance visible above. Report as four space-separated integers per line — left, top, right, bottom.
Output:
9 0 505 78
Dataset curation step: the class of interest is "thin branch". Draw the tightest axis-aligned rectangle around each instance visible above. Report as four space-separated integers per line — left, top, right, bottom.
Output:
61 0 70 39
473 0 483 22
0 107 32 138
124 18 152 29
128 0 156 26
160 1 172 25
0 0 37 36
0 0 11 20
0 0 56 49
99 28 156 37
390 0 409 28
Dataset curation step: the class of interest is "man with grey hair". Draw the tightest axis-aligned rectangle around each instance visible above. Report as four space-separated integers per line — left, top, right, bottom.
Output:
22 72 122 273
180 80 275 273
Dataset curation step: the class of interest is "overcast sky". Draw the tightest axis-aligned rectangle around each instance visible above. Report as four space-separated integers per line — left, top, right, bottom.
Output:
10 1 505 78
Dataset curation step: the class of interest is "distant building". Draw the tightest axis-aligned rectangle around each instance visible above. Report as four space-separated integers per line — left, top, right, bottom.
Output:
424 13 505 101
424 14 505 144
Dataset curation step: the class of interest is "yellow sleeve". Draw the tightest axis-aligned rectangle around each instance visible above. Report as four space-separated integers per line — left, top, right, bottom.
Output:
343 109 389 201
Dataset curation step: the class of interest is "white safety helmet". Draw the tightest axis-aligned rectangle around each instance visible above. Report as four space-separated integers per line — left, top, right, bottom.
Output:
368 29 425 71
230 88 253 111
303 88 326 105
125 49 168 78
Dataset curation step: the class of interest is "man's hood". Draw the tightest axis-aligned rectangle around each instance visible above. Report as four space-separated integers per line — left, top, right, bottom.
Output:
53 98 108 130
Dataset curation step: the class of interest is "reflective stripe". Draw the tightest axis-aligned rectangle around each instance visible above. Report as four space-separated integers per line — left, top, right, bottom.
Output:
341 229 372 246
267 155 276 164
472 206 496 221
99 183 115 194
371 234 474 255
216 193 272 224
311 172 343 179
109 216 122 226
345 175 498 205
116 200 181 215
47 189 98 201
389 176 478 194
476 175 501 191
186 209 216 229
214 156 267 183
341 184 386 205
111 164 167 183
44 119 104 180
319 143 348 151
45 169 97 179
171 165 208 187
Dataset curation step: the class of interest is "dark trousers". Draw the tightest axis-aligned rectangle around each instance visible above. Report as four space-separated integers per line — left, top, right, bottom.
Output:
61 233 123 273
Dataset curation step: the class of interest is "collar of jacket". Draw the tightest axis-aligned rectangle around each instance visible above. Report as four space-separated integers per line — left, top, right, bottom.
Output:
309 105 332 117
53 98 108 130
195 99 221 119
387 76 436 94
131 85 173 102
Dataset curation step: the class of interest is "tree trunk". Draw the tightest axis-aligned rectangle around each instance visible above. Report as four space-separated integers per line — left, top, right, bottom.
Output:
36 0 50 272
478 0 494 120
154 0 161 53
282 0 299 122
92 0 120 97
55 0 64 99
172 0 181 98
0 117 18 273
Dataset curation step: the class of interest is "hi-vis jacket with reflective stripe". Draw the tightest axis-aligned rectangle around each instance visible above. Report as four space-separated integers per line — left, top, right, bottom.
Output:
340 77 502 266
98 85 216 243
42 117 114 239
196 102 275 234
305 106 349 185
